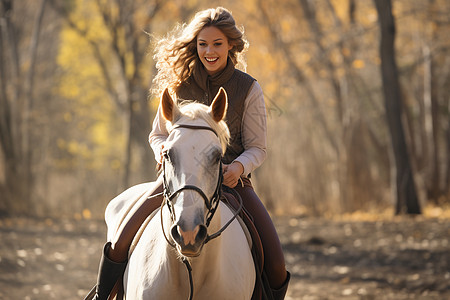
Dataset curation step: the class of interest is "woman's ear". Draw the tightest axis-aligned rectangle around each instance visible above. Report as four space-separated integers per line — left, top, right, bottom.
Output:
161 88 179 122
209 87 228 122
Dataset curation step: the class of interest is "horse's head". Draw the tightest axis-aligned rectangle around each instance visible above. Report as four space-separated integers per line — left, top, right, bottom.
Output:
160 87 229 257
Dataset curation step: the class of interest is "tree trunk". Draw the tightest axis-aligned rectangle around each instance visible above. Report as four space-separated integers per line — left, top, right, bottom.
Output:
446 96 450 196
22 0 48 208
373 0 421 214
0 0 29 213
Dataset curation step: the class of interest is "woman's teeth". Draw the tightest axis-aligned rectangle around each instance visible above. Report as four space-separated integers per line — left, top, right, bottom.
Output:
206 57 218 62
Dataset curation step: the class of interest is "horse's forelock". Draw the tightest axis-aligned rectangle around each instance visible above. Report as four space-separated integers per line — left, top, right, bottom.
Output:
167 102 230 154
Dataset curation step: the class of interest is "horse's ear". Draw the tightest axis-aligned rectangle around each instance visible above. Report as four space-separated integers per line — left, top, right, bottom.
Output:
209 87 228 122
161 88 179 122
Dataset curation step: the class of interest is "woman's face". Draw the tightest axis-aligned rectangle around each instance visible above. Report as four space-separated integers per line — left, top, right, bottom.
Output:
197 26 232 75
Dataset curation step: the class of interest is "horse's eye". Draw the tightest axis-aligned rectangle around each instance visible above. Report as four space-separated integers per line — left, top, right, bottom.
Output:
163 150 170 161
214 153 222 164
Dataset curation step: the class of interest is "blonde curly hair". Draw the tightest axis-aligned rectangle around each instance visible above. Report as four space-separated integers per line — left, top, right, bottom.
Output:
152 7 248 96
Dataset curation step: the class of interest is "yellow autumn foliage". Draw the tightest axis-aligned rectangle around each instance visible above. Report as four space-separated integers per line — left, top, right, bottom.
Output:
56 0 124 171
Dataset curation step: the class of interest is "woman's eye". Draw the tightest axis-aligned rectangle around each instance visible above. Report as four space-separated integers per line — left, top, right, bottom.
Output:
214 43 222 47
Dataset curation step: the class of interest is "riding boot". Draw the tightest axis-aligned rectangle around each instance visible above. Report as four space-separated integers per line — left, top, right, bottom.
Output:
271 271 290 300
84 242 128 300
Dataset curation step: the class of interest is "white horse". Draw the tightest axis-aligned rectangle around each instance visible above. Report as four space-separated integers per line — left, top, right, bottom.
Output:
105 88 255 300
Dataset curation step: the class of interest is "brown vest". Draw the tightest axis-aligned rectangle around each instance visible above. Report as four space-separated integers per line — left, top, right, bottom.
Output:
176 59 255 164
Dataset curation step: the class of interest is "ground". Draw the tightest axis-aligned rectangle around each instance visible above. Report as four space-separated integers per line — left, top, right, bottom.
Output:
0 215 448 300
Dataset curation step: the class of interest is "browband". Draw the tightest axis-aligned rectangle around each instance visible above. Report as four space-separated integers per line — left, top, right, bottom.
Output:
171 124 218 137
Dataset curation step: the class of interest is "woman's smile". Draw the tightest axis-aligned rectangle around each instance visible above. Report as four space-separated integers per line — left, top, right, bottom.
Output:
205 57 219 63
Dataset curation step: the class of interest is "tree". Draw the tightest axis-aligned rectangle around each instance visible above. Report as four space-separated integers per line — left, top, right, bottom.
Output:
49 0 165 188
373 0 421 214
0 0 49 214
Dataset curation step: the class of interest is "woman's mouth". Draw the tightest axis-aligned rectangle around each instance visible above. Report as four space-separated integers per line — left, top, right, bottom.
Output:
205 57 219 63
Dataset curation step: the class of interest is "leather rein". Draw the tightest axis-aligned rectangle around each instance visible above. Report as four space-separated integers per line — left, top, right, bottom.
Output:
156 124 243 300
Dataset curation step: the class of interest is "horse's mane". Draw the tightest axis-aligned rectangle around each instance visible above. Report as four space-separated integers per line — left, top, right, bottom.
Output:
167 101 230 154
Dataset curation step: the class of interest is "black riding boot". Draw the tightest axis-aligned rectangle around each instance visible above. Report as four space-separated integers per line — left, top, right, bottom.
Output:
271 271 290 300
84 242 128 300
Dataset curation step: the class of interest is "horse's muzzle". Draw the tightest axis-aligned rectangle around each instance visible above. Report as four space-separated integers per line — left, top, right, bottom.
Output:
171 224 208 257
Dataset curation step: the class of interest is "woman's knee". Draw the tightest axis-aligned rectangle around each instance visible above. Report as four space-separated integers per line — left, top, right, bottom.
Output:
108 239 129 262
266 252 286 270
265 261 288 288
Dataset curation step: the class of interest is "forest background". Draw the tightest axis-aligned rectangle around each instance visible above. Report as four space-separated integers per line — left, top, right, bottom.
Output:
1 0 449 219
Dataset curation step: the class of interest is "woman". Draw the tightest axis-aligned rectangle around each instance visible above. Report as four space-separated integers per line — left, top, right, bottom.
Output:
86 7 289 300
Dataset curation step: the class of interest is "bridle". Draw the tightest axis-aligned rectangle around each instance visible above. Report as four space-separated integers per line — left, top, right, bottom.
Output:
161 124 223 230
156 123 243 300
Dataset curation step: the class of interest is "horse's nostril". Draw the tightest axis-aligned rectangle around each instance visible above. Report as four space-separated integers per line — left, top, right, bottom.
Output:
171 225 182 244
196 225 207 243
171 224 207 247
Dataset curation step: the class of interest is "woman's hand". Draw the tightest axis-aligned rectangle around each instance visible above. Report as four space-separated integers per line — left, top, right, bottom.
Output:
223 161 244 188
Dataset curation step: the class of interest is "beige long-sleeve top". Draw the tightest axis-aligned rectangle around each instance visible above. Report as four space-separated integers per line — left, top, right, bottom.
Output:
149 81 267 177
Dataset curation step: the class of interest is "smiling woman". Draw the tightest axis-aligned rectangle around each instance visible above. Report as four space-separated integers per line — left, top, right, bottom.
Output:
197 26 233 75
152 7 248 97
